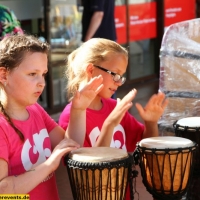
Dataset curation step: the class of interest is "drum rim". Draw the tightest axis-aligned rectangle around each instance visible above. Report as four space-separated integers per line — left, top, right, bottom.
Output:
138 136 195 149
68 147 129 162
64 153 133 170
174 123 200 132
174 117 200 130
136 142 197 153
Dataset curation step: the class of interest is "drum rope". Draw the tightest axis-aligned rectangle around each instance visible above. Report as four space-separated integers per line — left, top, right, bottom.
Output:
134 144 197 200
130 163 139 200
174 122 200 176
174 121 200 199
65 154 134 200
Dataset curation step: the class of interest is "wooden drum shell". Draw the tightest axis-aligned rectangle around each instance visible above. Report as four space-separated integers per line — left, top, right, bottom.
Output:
136 136 197 200
64 147 133 200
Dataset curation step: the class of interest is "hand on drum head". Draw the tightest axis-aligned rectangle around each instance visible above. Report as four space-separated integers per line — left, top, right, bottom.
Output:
71 75 104 110
49 138 80 171
135 92 168 123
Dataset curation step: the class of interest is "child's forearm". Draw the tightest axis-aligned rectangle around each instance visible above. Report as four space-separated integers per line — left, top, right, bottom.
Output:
142 121 159 139
66 107 86 146
0 159 55 194
95 120 115 147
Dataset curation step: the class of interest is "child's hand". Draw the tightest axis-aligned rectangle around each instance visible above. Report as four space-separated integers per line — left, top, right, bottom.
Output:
97 89 137 147
106 89 137 126
72 75 104 110
135 92 168 123
49 138 80 171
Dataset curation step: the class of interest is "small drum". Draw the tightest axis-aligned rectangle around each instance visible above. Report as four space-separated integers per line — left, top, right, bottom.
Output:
64 147 133 200
174 117 200 200
136 136 197 200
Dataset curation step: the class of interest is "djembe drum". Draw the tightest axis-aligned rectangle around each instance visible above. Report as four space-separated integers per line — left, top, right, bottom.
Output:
135 136 197 200
64 147 133 200
174 117 200 199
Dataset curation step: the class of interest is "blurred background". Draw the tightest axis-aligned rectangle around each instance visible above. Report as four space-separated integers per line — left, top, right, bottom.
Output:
0 1 198 199
0 0 197 115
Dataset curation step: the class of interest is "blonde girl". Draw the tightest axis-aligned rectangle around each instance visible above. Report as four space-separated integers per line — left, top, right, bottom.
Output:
59 38 168 151
59 38 168 200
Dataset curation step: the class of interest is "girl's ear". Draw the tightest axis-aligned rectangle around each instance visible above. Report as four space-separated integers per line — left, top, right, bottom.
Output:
0 67 8 84
86 63 94 77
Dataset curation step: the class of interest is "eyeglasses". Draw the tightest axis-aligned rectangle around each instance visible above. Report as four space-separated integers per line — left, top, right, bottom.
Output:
93 65 126 84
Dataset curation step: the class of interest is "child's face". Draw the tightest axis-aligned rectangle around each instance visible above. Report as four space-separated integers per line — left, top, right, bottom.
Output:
5 52 48 107
93 53 128 98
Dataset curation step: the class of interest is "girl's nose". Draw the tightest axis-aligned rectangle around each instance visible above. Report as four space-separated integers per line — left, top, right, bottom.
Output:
38 77 46 87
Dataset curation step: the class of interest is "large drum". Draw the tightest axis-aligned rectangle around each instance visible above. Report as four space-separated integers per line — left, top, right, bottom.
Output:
174 117 200 200
173 117 200 175
64 147 133 200
136 136 197 200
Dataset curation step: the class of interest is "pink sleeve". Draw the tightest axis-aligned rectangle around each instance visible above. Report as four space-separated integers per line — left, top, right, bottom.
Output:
34 103 57 132
0 126 9 162
58 103 71 130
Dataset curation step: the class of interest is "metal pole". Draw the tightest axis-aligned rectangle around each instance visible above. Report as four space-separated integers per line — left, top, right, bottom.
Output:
43 0 54 110
155 0 164 78
125 0 131 81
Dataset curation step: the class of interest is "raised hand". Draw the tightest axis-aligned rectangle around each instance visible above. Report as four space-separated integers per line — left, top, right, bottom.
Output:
71 75 104 110
105 89 137 126
135 92 168 123
97 89 137 147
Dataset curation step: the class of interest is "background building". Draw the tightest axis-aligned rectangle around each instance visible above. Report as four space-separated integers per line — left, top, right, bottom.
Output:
0 0 197 114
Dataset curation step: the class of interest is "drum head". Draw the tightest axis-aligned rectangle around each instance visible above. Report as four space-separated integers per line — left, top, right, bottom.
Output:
176 117 200 127
138 136 194 149
69 147 128 162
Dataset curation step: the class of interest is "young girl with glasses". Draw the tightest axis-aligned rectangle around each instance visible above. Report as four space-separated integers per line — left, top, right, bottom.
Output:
59 38 168 200
0 34 104 199
59 38 168 151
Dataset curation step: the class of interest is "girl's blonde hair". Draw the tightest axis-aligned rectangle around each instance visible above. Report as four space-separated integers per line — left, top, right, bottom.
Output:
66 38 128 100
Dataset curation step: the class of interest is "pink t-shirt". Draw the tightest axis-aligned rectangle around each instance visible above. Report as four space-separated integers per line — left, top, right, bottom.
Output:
0 103 59 200
59 98 144 200
59 98 144 153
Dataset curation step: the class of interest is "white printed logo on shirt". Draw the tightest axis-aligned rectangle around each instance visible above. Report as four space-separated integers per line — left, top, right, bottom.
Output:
89 124 127 150
21 129 51 171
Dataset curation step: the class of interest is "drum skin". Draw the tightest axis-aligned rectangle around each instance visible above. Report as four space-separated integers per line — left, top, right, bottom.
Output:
64 147 133 200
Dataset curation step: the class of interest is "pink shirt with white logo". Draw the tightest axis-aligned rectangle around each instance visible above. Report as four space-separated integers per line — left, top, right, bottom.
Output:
0 103 59 200
59 98 144 153
59 98 144 200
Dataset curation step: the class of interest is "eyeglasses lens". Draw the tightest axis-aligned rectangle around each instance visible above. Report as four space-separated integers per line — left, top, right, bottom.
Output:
113 75 126 84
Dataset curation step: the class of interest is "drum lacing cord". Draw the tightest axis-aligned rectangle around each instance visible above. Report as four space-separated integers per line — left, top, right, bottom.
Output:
173 121 200 132
129 150 141 200
130 164 139 200
137 145 197 200
65 154 133 200
173 122 200 177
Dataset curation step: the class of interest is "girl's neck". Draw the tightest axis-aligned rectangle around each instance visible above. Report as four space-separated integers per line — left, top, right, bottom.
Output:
4 104 29 121
88 96 103 110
